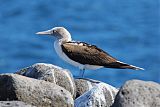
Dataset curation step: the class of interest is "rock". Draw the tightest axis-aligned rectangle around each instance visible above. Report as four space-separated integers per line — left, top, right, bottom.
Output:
75 81 118 107
0 101 35 107
75 78 101 98
0 74 74 107
112 80 160 107
16 63 76 99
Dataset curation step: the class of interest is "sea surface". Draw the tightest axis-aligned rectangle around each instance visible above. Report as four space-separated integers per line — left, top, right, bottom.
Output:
0 0 159 87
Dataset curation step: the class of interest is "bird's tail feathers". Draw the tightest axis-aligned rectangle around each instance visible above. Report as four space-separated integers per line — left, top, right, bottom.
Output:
105 61 144 70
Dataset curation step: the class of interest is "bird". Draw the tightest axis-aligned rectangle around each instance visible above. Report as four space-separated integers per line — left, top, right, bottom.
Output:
36 27 144 77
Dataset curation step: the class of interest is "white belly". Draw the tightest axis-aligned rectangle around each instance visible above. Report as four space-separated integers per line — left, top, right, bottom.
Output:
54 40 103 70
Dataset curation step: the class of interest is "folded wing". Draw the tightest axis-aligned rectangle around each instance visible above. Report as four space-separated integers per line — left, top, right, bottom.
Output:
61 42 144 70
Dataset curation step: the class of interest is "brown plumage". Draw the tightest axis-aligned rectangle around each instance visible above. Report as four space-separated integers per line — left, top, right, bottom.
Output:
61 41 142 70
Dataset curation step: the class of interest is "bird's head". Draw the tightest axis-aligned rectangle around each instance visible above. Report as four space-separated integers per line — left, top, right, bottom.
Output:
36 27 71 41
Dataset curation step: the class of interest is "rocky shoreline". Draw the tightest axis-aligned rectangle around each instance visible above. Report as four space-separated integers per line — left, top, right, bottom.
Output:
0 63 159 107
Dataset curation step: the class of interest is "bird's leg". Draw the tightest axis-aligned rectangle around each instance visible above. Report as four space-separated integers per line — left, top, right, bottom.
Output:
79 69 85 78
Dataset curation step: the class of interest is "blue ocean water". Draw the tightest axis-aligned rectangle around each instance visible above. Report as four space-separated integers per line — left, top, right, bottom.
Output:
0 0 159 87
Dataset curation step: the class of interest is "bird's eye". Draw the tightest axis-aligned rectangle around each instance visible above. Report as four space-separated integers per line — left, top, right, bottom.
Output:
53 30 56 33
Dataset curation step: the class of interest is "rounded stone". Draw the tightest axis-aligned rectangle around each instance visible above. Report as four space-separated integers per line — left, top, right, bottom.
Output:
112 80 160 107
16 63 76 99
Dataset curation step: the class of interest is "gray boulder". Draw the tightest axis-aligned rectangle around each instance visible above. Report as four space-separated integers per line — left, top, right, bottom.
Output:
75 81 118 107
16 63 76 99
112 80 160 107
0 74 74 107
0 101 35 107
75 78 101 98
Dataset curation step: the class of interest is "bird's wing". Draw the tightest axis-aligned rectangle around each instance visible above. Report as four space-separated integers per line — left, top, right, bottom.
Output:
61 42 117 66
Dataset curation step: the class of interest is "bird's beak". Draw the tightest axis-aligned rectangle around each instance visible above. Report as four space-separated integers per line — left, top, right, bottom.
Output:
36 30 52 35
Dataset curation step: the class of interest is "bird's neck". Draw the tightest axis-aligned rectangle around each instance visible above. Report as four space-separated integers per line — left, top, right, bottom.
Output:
56 35 72 44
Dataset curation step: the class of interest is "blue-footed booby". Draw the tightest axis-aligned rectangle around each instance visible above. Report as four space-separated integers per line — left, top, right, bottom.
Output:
36 27 144 77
